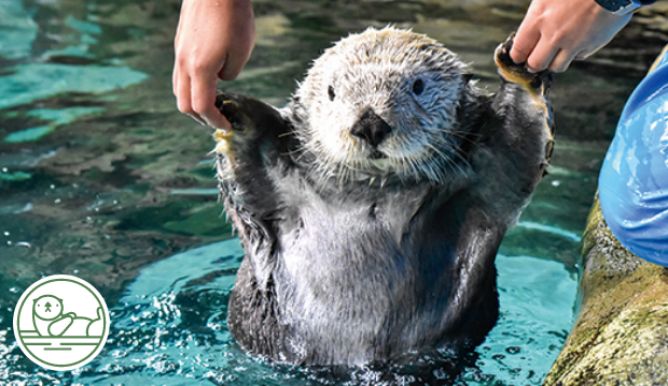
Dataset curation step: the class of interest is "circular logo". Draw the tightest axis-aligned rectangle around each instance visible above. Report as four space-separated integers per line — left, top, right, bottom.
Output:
13 275 110 371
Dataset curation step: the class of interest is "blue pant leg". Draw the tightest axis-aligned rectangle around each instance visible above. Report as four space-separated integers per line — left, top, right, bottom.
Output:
599 47 668 266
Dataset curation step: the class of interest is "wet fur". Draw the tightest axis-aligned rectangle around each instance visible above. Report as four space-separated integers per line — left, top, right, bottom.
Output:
214 28 553 366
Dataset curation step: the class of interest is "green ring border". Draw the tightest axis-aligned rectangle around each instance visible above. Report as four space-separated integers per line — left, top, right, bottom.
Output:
13 275 110 370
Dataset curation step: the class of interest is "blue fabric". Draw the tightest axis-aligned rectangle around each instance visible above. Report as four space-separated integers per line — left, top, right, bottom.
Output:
599 48 668 266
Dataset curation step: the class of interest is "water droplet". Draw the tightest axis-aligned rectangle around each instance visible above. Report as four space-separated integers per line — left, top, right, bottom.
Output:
54 198 61 204
15 241 31 248
49 184 55 189
1 167 7 173
551 180 561 187
3 231 9 237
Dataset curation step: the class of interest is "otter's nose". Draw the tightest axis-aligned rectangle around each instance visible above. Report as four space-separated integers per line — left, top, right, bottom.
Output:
350 108 392 148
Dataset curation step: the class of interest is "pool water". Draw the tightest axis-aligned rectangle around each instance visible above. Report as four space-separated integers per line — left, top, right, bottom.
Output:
1 0 665 384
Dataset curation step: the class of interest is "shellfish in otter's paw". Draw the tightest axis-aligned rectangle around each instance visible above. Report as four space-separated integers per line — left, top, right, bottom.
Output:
212 27 555 366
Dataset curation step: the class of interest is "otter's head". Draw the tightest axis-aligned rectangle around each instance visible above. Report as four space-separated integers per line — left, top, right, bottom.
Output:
33 295 63 321
294 27 474 184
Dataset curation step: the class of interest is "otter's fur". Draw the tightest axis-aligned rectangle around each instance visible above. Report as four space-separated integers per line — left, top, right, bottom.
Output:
212 27 554 366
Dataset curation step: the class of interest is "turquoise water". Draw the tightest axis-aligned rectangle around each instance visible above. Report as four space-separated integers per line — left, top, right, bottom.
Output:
64 241 577 385
1 0 663 384
31 240 571 385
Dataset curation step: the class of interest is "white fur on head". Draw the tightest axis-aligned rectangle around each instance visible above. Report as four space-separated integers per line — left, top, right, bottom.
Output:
294 26 472 184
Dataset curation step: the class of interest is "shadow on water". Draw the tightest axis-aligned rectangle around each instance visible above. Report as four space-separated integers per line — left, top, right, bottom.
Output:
0 0 666 384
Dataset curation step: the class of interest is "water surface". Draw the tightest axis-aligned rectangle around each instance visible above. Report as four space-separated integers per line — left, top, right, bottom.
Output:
1 0 666 384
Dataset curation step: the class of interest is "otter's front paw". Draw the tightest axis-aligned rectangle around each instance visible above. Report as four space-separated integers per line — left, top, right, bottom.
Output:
213 92 246 155
215 92 249 131
212 91 286 156
494 33 552 96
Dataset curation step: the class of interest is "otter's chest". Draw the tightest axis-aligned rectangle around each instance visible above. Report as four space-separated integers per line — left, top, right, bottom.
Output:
270 184 465 363
277 184 435 275
274 182 457 308
281 199 408 280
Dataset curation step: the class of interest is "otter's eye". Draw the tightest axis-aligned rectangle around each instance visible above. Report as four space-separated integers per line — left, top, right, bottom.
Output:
412 79 425 96
328 85 336 101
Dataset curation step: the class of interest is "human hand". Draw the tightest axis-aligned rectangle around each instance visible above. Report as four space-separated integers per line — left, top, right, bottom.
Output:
173 0 255 129
511 0 632 73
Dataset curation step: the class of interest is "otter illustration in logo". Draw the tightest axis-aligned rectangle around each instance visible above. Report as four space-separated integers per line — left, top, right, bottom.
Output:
14 275 110 371
32 295 104 337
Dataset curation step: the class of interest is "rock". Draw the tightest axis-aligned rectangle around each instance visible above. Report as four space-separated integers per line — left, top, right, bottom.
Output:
544 197 668 385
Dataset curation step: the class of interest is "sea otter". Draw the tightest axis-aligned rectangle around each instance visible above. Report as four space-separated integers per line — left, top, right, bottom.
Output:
212 27 554 366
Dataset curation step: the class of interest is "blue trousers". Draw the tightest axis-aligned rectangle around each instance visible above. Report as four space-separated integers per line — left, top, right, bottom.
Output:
599 46 668 266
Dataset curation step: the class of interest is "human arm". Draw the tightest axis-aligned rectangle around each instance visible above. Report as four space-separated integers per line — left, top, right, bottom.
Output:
173 0 255 128
510 0 640 73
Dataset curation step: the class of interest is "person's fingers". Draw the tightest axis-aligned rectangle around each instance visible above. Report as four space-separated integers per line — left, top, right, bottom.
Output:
174 13 183 48
188 113 207 126
218 52 244 81
549 49 576 73
176 74 207 126
526 39 559 73
172 64 180 97
574 46 598 61
176 72 193 114
218 11 255 80
173 10 185 97
511 21 541 64
191 72 231 129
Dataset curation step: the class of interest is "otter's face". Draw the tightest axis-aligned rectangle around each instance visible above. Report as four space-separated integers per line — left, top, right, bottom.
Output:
33 295 63 320
295 27 471 183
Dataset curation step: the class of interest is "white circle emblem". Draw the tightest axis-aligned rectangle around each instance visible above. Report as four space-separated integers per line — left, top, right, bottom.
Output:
13 275 110 371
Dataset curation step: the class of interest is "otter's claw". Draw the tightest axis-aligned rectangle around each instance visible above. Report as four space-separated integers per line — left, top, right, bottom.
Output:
494 33 552 96
215 93 246 131
213 94 239 155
